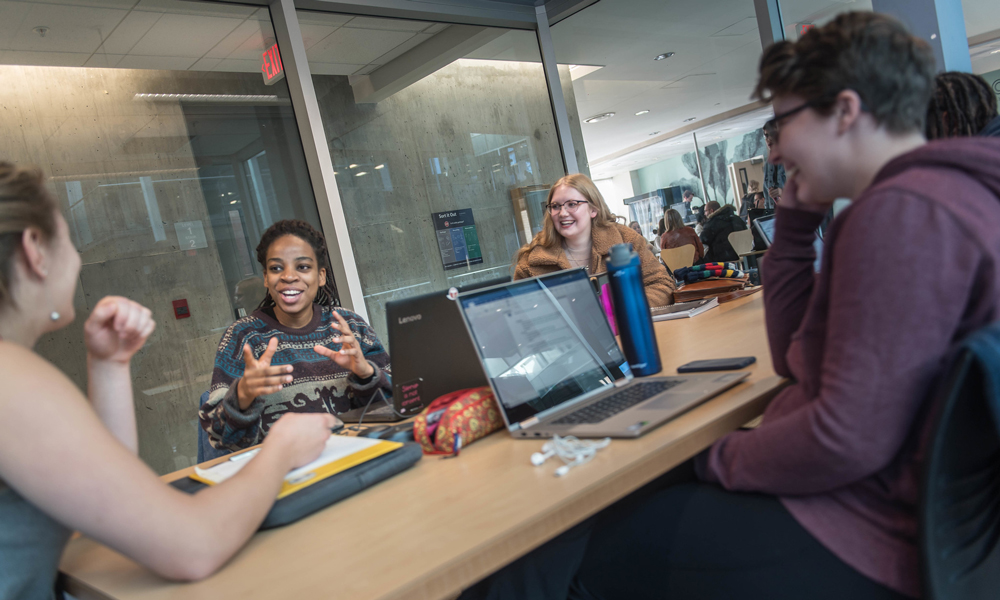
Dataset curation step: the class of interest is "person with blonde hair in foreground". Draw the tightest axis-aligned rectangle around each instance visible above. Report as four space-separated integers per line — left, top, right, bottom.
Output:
513 173 674 305
0 162 335 599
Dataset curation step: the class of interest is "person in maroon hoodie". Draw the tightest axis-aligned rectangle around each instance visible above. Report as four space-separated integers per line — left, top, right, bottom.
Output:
559 12 1000 600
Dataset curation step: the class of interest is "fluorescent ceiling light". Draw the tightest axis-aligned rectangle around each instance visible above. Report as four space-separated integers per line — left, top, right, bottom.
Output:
635 110 650 116
375 164 384 170
133 93 280 103
654 52 675 61
356 171 367 176
584 112 616 124
349 164 358 168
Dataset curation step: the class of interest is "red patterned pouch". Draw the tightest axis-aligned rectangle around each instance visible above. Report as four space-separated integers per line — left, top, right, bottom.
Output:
412 387 504 455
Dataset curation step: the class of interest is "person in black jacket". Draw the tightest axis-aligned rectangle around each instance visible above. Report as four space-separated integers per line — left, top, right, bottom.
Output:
699 201 747 263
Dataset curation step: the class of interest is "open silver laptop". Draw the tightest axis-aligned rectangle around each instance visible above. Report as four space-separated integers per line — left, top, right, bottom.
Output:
455 268 749 438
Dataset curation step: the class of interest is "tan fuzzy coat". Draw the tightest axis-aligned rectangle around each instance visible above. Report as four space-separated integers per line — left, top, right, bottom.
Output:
513 222 676 306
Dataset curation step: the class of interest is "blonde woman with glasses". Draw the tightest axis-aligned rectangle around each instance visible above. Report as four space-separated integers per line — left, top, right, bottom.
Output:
513 174 675 306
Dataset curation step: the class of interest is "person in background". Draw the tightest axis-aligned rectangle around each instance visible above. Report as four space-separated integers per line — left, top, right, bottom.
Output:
925 71 998 140
739 179 762 219
660 208 704 263
569 12 1000 599
0 163 336 596
682 189 704 213
513 173 675 306
699 200 748 263
201 219 392 453
693 209 707 236
627 221 643 236
763 121 786 207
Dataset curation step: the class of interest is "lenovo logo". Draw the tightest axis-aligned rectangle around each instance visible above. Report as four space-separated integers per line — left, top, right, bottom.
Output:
398 314 422 325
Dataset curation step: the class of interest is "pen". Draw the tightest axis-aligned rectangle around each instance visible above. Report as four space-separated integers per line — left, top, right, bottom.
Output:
229 449 260 463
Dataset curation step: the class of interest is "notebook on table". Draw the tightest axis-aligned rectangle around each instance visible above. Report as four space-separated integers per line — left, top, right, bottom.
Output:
172 437 422 529
650 297 719 321
454 269 749 439
673 278 747 303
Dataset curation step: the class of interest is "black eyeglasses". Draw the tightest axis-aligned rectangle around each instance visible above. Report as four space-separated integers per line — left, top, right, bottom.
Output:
763 100 821 143
763 94 869 143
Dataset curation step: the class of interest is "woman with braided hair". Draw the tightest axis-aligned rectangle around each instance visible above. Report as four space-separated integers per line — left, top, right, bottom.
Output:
925 71 998 139
200 220 392 452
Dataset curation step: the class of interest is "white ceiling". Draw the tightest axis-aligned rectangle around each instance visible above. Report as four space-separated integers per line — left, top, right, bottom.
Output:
0 0 453 77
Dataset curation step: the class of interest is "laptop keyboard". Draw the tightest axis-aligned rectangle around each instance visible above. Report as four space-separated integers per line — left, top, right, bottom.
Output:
551 380 683 425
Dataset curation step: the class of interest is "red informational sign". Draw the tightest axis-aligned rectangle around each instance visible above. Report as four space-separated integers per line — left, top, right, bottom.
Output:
798 23 815 35
261 43 284 86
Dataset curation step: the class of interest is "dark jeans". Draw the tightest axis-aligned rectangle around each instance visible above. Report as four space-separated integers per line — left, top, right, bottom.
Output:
460 462 912 600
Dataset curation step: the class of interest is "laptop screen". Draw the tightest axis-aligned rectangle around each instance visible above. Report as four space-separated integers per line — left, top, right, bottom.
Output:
458 269 630 426
753 214 824 272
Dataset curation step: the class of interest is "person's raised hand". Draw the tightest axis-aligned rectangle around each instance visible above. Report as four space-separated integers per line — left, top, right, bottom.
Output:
313 310 375 380
237 337 293 410
84 296 155 364
262 412 337 470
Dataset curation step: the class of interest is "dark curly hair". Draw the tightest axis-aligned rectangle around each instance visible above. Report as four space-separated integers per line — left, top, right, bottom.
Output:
255 219 340 309
753 12 935 134
926 71 998 140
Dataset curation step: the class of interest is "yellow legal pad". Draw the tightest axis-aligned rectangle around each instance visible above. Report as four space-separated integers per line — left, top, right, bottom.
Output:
190 436 403 499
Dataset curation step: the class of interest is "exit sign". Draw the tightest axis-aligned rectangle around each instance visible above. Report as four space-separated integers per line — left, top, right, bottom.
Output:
262 43 284 86
798 23 815 35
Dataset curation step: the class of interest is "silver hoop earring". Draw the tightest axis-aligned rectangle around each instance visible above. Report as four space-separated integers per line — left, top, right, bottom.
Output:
50 312 60 321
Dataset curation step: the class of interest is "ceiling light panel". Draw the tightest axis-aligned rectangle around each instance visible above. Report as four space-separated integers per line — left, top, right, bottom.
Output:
584 112 616 124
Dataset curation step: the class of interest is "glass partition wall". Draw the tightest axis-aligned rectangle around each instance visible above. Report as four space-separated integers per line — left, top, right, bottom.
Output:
297 11 580 344
0 0 322 473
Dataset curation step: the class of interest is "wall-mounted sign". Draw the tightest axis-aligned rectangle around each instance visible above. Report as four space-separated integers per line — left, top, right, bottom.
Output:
174 220 208 250
798 23 814 35
262 43 284 86
433 208 483 271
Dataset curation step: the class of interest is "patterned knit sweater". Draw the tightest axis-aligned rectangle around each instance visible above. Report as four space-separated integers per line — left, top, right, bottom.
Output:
199 304 392 452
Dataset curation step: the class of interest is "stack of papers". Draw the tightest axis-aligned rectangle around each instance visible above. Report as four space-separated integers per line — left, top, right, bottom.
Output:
191 436 401 499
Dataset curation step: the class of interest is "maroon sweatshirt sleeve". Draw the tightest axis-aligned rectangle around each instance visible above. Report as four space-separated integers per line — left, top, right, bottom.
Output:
761 207 826 377
699 191 981 495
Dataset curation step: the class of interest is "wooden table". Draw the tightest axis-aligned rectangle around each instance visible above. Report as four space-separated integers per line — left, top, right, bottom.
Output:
60 294 785 600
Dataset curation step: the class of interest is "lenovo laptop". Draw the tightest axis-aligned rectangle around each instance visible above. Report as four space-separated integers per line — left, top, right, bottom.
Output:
338 276 510 423
455 269 749 438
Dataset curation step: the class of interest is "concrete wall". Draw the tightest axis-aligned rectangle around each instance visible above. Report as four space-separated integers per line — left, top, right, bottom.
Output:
0 65 312 474
313 59 587 343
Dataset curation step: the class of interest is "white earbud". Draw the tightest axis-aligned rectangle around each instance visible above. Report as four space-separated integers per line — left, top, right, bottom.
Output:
530 436 611 476
531 449 555 466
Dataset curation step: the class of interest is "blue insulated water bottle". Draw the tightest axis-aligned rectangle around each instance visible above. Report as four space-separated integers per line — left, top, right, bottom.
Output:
606 243 662 376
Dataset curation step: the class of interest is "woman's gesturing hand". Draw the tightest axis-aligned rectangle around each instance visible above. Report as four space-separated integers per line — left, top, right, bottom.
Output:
237 337 294 410
313 310 375 380
84 296 155 364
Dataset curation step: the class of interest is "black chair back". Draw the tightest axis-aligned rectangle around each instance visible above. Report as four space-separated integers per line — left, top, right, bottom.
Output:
921 346 1000 599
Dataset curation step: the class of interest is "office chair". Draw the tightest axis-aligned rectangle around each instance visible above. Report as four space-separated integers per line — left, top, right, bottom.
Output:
197 390 232 464
921 324 1000 599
